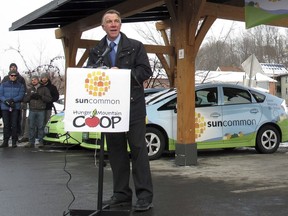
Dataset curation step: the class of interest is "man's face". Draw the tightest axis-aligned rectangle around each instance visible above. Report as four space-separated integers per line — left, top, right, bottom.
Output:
9 73 18 81
102 13 121 41
41 77 48 84
10 66 17 72
31 78 39 86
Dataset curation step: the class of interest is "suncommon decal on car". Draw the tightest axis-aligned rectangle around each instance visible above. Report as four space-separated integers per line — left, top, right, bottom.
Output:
207 119 257 127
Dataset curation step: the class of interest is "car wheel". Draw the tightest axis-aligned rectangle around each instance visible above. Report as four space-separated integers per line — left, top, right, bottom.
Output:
145 127 166 160
256 125 280 154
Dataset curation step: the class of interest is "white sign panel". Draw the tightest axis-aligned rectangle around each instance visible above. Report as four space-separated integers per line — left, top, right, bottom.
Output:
64 68 131 132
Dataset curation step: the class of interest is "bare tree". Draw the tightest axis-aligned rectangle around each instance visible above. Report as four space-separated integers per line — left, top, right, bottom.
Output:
132 22 171 88
198 24 288 70
6 44 65 94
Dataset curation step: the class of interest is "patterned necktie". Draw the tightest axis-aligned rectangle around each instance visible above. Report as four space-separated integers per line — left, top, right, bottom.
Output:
109 42 116 67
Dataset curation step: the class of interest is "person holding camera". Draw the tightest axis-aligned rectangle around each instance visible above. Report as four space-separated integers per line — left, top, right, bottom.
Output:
0 70 25 148
23 75 52 148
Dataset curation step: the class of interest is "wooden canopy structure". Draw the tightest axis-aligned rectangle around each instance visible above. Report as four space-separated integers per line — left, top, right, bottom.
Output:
10 0 288 165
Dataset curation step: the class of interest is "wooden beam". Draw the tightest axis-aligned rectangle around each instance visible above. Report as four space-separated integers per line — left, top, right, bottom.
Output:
156 22 170 46
195 15 216 52
155 20 171 31
167 0 199 165
156 53 170 74
203 2 244 22
76 49 90 67
165 0 178 21
189 0 205 45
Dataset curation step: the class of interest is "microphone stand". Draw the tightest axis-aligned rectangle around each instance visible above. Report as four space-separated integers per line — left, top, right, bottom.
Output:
93 46 112 68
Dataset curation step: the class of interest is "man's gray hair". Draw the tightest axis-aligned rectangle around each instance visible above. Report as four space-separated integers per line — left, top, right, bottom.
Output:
101 9 121 25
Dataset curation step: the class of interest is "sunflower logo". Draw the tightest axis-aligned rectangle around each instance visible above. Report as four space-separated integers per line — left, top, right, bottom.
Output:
85 71 111 96
195 112 206 139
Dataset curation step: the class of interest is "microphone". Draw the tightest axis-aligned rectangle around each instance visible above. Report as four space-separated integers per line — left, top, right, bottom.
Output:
95 46 112 65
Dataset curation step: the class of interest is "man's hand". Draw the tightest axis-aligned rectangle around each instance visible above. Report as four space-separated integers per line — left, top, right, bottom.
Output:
4 99 15 108
31 93 41 100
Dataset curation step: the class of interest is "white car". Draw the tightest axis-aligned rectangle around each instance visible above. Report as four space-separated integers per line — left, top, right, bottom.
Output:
145 83 288 160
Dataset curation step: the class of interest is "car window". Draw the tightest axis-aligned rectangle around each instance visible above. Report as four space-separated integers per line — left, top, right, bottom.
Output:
158 87 218 111
195 87 218 107
158 98 177 111
223 87 252 105
249 90 266 103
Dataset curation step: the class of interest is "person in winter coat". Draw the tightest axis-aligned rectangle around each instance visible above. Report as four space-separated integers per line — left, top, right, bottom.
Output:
86 9 153 212
1 63 27 140
23 75 52 148
40 72 59 124
0 70 25 148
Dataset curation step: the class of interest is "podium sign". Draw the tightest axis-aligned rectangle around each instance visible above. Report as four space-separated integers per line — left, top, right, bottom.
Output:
64 67 131 132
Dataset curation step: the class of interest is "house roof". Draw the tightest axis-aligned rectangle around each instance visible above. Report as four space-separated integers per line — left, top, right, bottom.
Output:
196 70 277 84
216 66 243 72
260 63 288 77
10 0 244 31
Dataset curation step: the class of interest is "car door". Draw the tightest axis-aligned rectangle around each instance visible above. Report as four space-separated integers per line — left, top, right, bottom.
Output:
194 87 223 148
169 87 223 149
220 86 262 146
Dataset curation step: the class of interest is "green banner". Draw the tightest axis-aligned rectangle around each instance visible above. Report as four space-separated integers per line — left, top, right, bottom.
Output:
245 0 288 29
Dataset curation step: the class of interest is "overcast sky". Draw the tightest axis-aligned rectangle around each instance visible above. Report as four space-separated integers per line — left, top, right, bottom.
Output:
0 1 246 78
0 0 57 77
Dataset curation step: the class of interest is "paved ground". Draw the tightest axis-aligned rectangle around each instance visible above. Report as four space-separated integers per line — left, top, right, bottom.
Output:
0 119 288 216
0 142 288 216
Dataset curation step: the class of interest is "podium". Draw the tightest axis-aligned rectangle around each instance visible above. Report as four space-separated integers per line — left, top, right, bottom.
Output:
65 68 131 215
68 136 130 216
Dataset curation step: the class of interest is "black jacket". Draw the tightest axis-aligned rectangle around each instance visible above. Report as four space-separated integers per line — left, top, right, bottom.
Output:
87 32 152 123
41 80 59 110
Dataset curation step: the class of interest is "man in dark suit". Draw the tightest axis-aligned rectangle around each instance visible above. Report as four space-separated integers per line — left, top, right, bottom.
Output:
87 9 153 212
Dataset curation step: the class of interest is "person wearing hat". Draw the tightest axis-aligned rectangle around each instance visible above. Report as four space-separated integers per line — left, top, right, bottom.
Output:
0 70 25 148
2 63 26 89
2 63 27 142
23 75 52 148
40 72 59 125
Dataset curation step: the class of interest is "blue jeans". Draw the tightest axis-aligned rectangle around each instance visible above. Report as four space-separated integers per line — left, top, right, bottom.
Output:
2 109 20 144
28 110 45 144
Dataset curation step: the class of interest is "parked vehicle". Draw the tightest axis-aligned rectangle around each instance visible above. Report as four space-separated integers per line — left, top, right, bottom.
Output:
43 111 85 145
45 84 288 160
145 83 288 159
43 88 165 153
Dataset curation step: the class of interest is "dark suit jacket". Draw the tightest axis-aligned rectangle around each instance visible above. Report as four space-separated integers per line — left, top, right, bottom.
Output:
87 32 152 123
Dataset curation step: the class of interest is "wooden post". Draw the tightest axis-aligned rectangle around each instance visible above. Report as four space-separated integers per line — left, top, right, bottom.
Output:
167 0 209 166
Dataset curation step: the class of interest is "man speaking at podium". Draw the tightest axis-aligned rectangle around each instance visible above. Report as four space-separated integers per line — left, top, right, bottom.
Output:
86 9 153 212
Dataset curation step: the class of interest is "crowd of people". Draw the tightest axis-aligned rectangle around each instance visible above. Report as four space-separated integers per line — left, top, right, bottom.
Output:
0 63 59 148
